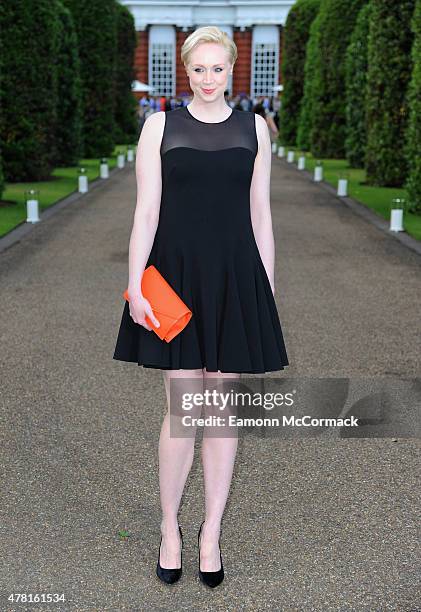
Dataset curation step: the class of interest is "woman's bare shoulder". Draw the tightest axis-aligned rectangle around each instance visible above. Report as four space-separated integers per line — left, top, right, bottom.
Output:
139 111 166 145
143 110 166 130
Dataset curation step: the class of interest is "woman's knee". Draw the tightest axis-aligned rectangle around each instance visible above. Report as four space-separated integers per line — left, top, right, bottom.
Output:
162 368 204 411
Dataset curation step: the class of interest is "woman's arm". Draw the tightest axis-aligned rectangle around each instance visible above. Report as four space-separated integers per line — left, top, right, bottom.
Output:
266 112 279 139
250 113 276 295
127 111 166 299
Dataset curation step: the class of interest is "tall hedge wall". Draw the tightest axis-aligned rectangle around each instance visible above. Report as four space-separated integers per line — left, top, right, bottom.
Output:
365 0 415 186
307 0 367 158
296 12 322 151
54 1 84 166
0 2 4 197
344 3 372 168
404 0 421 213
62 0 117 158
279 0 321 147
114 3 138 144
0 1 60 181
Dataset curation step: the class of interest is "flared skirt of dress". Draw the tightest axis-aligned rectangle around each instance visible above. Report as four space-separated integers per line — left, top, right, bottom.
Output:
113 239 289 374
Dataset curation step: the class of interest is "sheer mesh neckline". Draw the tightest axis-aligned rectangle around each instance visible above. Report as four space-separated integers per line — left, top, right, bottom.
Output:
160 105 257 156
185 105 234 125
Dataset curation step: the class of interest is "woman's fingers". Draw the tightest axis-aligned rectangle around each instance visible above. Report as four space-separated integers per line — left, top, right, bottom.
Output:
144 301 160 328
128 297 160 331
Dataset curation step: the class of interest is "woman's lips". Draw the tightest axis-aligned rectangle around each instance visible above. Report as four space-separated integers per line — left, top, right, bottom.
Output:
202 88 216 94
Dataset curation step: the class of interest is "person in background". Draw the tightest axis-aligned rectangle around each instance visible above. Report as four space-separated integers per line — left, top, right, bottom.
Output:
253 101 279 144
272 95 281 130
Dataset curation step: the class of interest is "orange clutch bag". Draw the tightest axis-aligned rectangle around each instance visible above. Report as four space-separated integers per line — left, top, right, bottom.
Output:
123 265 192 343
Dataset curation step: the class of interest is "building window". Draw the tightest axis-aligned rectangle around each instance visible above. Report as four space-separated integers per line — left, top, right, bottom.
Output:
151 43 173 96
149 26 175 97
251 26 279 97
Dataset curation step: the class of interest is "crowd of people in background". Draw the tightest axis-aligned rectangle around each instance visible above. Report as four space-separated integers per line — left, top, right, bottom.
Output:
137 92 281 142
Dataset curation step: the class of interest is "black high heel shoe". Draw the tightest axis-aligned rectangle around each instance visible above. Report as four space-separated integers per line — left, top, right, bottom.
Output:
197 520 224 588
156 525 183 584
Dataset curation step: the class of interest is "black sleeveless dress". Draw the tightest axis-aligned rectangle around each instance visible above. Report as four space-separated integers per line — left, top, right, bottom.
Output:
113 105 289 373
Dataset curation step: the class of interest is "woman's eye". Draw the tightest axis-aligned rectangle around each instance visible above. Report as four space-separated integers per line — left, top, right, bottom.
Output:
194 68 224 72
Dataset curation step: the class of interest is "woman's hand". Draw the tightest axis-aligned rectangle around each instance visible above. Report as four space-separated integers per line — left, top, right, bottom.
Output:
128 294 160 331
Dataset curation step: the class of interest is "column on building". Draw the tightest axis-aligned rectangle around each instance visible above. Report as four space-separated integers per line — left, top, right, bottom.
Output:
233 27 252 97
134 29 148 84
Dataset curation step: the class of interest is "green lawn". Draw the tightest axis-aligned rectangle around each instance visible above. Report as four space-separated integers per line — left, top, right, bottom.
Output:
3 144 420 243
282 148 421 242
0 145 135 237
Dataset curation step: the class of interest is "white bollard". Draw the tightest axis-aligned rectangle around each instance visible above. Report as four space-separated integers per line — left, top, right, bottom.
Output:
78 174 88 193
277 146 285 158
26 198 40 223
298 156 306 170
337 178 348 196
390 209 404 232
314 165 323 182
127 148 134 162
287 150 295 163
100 161 109 179
117 153 125 168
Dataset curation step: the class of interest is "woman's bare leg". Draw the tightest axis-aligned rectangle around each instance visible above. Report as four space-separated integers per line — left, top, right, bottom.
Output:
200 369 240 571
158 368 203 568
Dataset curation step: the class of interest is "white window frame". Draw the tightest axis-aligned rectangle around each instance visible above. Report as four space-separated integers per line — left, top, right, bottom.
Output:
251 25 279 98
149 25 176 97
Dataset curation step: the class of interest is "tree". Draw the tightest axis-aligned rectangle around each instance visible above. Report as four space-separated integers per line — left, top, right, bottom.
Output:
62 0 118 158
365 0 415 186
344 3 372 168
114 3 138 144
404 0 421 212
0 1 60 181
54 1 84 165
297 11 322 151
280 0 321 147
309 0 367 158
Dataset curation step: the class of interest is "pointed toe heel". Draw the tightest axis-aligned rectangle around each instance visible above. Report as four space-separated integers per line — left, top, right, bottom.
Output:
197 521 224 588
156 525 183 584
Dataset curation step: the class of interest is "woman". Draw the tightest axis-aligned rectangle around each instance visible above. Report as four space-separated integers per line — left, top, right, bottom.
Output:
113 26 289 587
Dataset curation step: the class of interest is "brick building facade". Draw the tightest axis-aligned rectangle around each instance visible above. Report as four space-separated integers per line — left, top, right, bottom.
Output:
119 0 295 98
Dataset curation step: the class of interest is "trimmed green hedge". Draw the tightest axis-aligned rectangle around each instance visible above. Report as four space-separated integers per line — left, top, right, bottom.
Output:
54 1 84 166
280 0 321 147
114 3 139 144
365 0 415 187
309 0 367 159
0 1 139 201
404 0 421 213
344 3 372 168
0 1 60 181
297 11 322 151
0 2 4 197
62 0 118 158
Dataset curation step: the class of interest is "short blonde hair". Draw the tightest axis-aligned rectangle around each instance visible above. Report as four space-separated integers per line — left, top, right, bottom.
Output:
181 26 237 68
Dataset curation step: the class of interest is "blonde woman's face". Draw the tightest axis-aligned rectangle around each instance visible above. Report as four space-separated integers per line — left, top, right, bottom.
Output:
186 42 232 99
